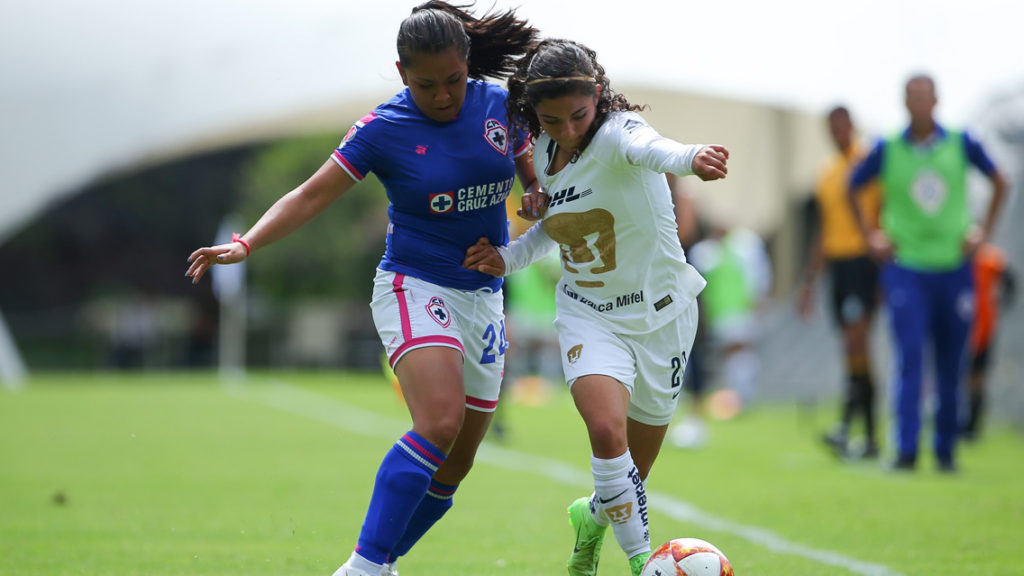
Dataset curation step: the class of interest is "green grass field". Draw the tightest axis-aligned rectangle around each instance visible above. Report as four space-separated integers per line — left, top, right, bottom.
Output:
2 372 1022 575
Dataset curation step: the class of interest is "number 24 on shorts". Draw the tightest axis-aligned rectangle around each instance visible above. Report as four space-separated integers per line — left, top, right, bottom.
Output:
479 320 508 364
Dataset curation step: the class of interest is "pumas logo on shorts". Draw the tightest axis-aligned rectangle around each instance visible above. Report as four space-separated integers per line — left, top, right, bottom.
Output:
484 118 508 155
426 296 452 328
567 344 583 365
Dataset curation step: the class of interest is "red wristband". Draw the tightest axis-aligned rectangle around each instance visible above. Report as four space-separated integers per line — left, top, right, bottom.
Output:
231 233 251 256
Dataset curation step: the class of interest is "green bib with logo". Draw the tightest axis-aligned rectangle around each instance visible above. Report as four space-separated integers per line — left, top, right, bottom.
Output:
702 239 752 324
880 131 968 270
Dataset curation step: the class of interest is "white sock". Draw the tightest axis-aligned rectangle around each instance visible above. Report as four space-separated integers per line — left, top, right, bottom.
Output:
590 449 650 558
333 551 382 576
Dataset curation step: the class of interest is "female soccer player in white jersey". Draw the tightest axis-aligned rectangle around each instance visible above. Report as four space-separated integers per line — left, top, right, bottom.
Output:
186 3 539 575
463 38 729 576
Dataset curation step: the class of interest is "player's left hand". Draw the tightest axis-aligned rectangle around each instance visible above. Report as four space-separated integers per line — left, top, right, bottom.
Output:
692 145 729 181
463 237 507 277
186 242 247 284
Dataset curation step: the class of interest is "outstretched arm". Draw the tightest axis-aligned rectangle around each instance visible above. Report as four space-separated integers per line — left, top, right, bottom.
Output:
186 159 356 284
624 122 729 181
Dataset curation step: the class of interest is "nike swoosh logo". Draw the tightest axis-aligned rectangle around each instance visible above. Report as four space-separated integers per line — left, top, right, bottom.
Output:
572 520 586 553
597 489 629 504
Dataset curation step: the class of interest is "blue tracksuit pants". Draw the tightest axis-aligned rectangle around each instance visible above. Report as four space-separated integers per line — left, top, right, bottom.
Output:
881 261 973 463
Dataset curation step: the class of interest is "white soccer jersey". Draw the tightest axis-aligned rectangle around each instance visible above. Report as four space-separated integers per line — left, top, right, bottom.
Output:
521 111 707 334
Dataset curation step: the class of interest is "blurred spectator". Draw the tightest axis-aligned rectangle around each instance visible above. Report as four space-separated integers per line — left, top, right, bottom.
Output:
798 106 882 459
963 242 1017 441
668 173 701 248
849 74 1009 472
686 223 772 416
503 250 562 382
107 290 160 369
503 192 562 388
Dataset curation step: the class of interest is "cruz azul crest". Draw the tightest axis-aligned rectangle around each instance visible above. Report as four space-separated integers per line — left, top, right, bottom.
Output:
426 296 452 328
429 192 455 214
338 112 376 150
484 118 508 155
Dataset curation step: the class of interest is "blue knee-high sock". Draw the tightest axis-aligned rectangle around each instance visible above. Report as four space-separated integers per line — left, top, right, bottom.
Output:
389 479 458 560
356 431 446 564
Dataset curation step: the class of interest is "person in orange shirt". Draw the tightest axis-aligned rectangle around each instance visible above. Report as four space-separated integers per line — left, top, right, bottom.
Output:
799 106 881 458
963 242 1016 441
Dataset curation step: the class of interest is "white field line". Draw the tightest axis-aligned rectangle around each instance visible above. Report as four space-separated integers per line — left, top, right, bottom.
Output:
229 379 905 576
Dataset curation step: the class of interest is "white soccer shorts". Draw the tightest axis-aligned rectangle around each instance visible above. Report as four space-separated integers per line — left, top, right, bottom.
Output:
554 299 699 425
369 268 507 412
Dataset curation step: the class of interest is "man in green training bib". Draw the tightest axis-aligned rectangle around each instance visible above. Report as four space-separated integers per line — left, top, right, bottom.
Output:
848 74 1008 472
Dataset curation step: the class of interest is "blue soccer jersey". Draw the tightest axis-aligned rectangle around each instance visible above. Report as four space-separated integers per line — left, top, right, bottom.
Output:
332 80 529 291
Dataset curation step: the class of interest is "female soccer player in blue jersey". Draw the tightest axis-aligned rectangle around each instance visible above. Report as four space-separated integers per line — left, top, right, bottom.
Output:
463 39 729 576
186 3 539 575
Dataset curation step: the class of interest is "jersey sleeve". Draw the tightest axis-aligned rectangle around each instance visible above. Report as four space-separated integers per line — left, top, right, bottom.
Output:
497 221 558 276
331 111 381 182
849 139 884 190
617 113 702 176
962 130 998 175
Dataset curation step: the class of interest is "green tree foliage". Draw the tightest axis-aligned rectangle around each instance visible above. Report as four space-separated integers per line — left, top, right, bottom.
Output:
237 134 390 302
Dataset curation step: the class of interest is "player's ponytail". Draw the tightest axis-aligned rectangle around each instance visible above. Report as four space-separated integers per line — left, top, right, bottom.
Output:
507 38 645 146
397 1 538 81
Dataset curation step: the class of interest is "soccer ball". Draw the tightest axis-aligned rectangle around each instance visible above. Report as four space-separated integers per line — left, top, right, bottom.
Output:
640 537 734 576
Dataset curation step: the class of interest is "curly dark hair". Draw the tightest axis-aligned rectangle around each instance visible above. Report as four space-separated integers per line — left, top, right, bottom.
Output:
507 38 645 149
397 1 539 81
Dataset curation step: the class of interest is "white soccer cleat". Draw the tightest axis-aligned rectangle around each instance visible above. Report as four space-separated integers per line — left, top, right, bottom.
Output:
381 562 399 576
331 562 376 576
